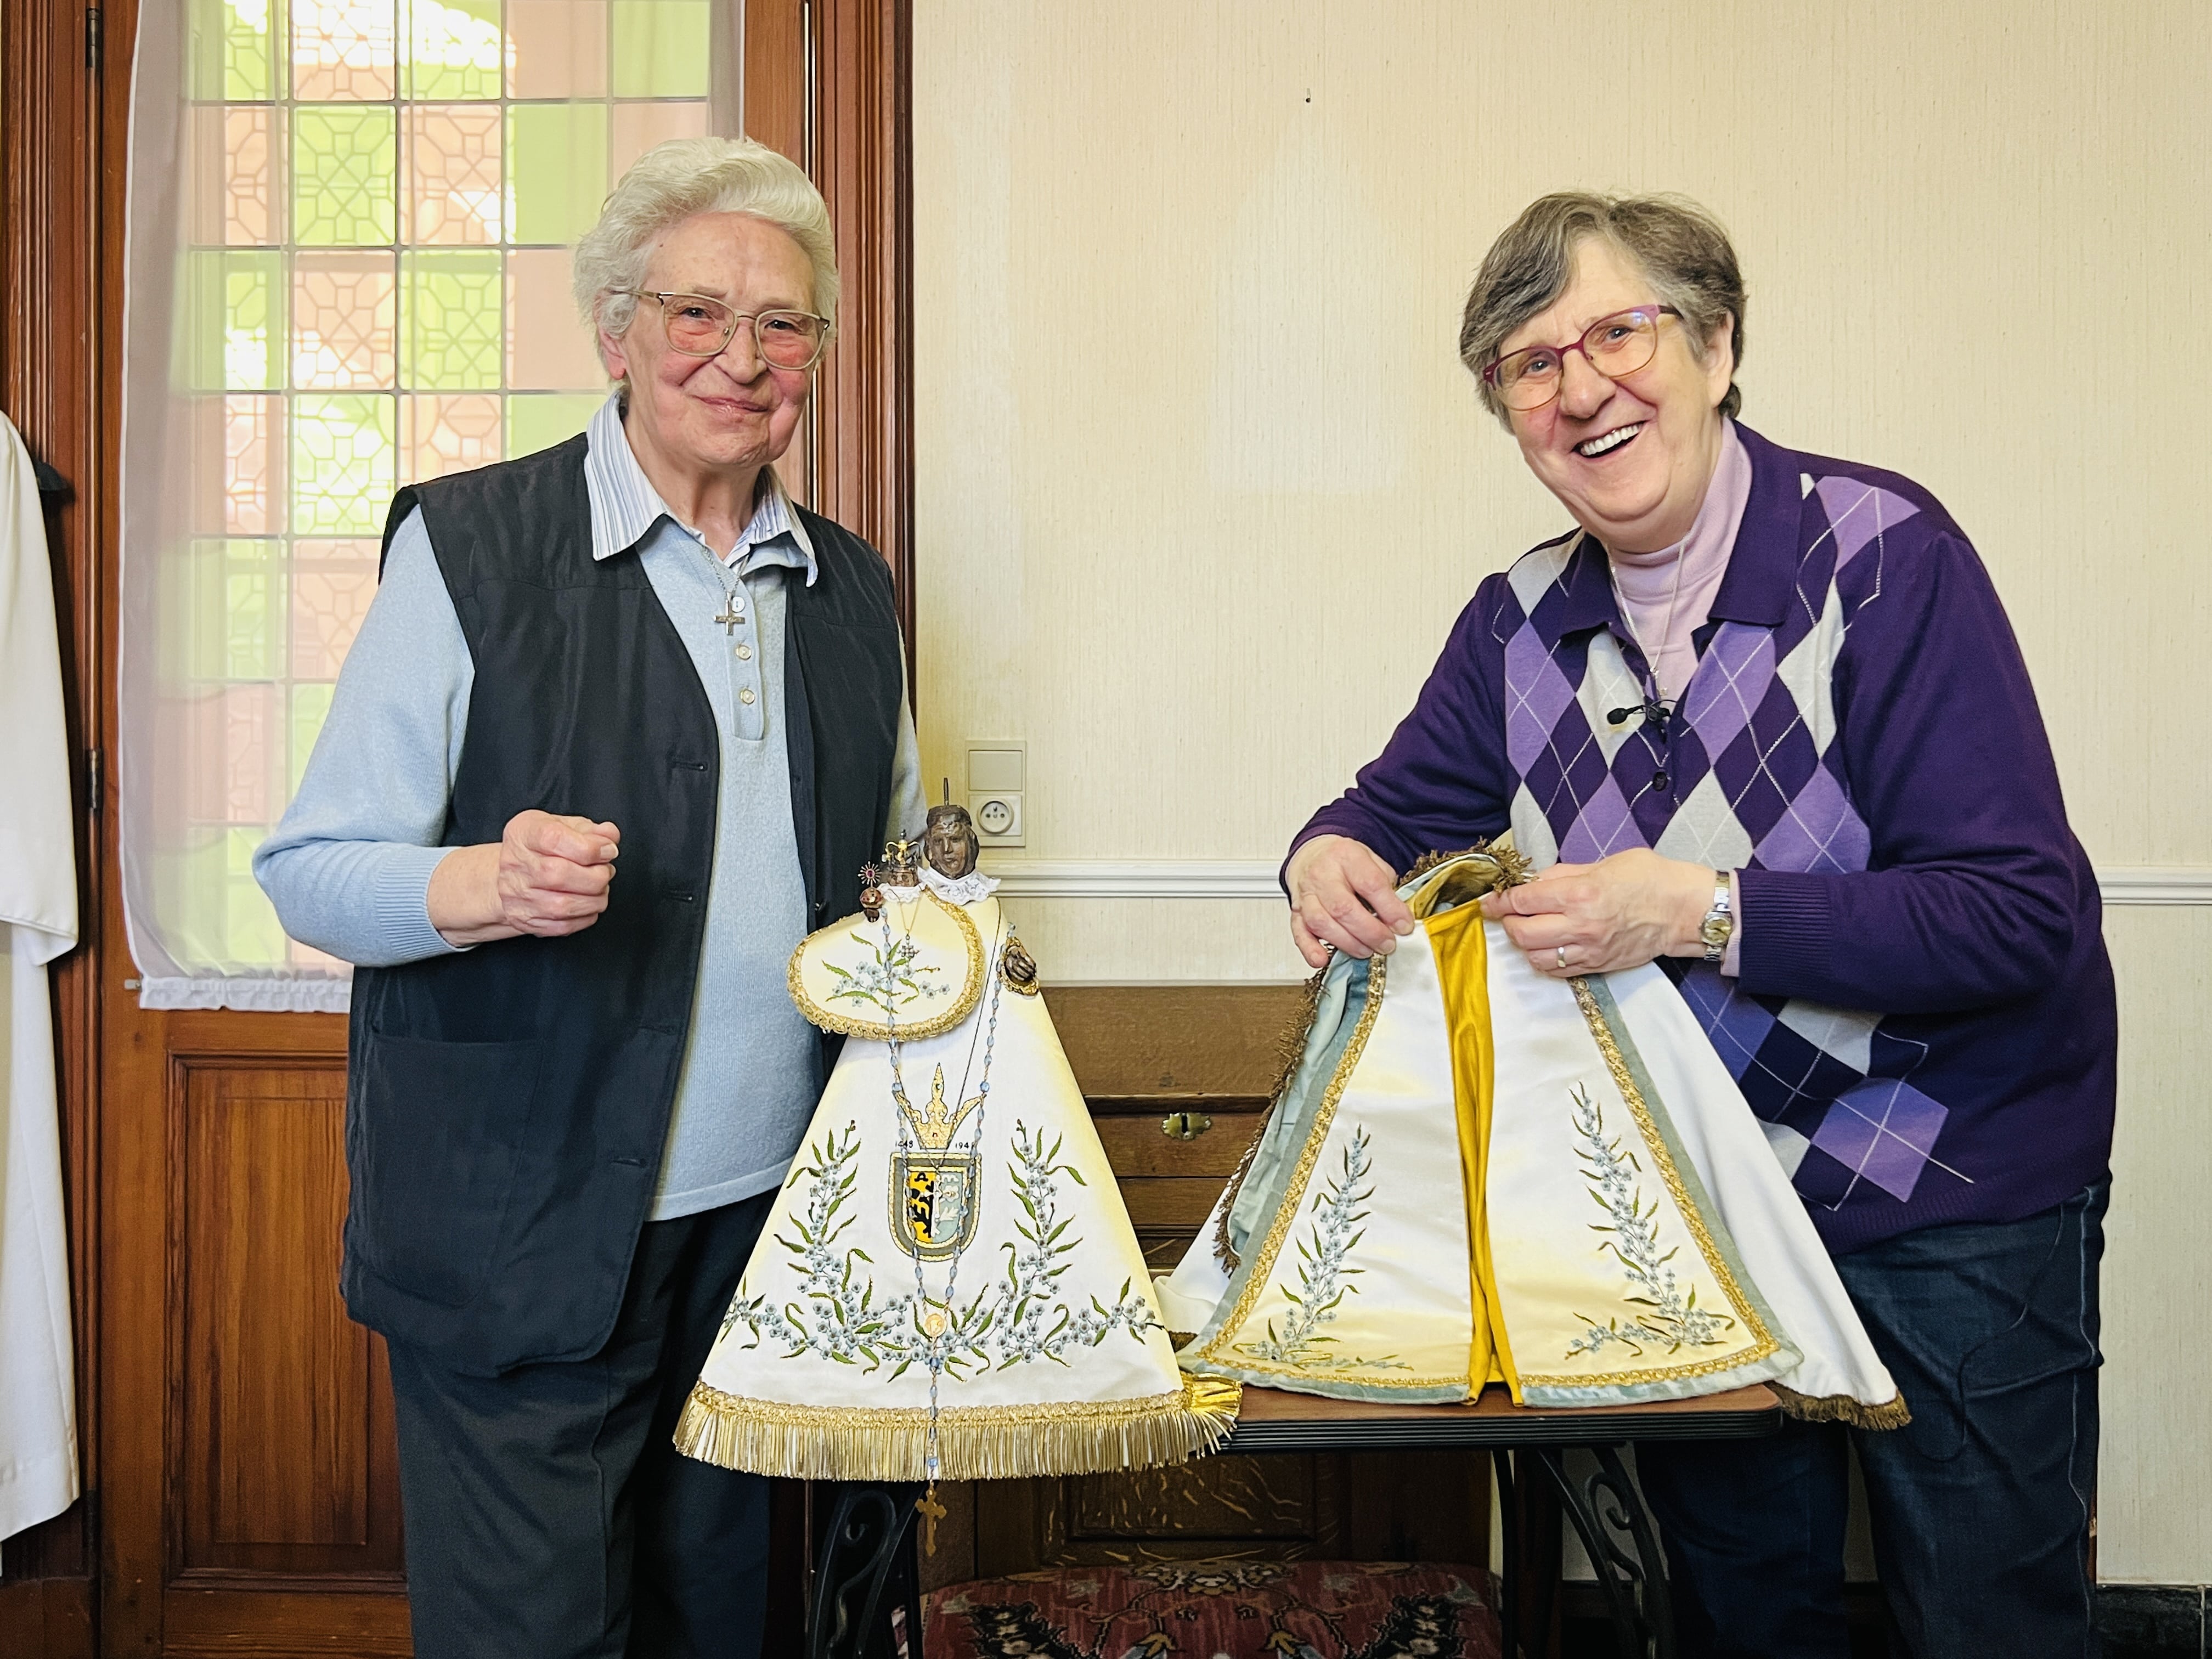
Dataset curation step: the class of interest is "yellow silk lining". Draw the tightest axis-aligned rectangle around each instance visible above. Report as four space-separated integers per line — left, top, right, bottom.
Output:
1424 903 1519 1403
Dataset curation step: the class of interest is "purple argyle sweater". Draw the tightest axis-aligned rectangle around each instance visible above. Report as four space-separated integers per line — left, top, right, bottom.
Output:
1295 424 2115 1254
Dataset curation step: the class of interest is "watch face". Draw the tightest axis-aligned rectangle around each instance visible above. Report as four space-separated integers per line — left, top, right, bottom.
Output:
1701 916 1733 948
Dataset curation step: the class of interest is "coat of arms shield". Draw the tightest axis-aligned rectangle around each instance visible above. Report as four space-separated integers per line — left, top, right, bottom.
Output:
891 1148 981 1260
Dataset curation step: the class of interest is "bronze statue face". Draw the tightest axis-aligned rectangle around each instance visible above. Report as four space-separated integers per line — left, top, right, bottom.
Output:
923 804 979 879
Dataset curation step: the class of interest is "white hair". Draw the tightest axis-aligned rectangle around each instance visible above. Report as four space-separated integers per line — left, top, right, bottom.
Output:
571 136 839 377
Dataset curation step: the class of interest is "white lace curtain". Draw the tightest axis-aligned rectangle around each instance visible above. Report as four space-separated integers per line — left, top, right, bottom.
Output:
121 0 740 1010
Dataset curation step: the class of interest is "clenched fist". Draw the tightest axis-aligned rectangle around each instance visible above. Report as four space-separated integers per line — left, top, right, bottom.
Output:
427 810 623 946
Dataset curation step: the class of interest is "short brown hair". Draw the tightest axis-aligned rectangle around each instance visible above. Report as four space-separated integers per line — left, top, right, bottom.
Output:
1459 192 1746 426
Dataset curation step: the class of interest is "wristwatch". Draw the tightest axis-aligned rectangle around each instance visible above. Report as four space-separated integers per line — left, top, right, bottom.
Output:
1699 871 1735 964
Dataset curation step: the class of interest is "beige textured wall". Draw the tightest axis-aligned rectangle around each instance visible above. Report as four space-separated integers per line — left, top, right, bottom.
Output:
912 2 2211 1581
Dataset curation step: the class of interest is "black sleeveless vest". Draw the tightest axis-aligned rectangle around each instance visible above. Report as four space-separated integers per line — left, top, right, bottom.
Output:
342 437 903 1373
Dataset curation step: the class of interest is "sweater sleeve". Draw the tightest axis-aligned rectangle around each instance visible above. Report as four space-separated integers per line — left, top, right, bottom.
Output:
251 507 475 968
1734 528 2085 1013
1286 580 1516 884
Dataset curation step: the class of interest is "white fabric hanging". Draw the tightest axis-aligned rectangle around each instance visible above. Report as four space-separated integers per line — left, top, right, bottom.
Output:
0 414 81 1542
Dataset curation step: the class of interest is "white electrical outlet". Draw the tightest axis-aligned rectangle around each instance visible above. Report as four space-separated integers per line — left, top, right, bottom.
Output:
967 742 1026 848
972 792 1022 842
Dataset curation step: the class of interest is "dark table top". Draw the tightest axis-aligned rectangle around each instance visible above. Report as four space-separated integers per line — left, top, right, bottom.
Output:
1218 1383 1783 1453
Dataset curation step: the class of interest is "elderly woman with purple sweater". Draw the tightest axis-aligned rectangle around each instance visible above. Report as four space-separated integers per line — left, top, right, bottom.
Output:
1286 194 2114 1658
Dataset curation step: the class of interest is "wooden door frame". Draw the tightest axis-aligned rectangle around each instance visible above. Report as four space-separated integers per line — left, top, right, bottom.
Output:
0 3 912 1653
0 1 110 1654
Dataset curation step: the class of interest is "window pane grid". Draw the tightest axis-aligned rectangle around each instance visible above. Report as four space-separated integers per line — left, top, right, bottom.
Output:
184 0 711 964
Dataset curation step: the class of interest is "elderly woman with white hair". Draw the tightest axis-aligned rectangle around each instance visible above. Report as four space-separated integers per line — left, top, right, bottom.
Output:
1286 193 2114 1656
256 138 921 1657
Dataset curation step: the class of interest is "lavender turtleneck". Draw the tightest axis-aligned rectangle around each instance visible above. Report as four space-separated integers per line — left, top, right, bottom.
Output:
1606 419 1753 704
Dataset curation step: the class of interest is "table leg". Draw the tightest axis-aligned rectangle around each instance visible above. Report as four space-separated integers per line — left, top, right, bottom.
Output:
805 1482 926 1659
1493 1448 1564 1659
1533 1446 1677 1659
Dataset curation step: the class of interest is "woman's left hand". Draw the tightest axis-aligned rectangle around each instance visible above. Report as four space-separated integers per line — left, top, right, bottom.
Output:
1479 849 1717 978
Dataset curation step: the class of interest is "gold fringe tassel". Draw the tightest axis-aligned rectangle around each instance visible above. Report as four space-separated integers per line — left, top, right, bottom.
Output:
1770 1383 1912 1430
673 1376 1243 1481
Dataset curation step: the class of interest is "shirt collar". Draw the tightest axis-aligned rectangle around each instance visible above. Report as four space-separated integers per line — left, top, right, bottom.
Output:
1548 419 1796 640
582 392 818 584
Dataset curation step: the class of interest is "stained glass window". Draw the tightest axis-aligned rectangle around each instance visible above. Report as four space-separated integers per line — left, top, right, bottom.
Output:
170 0 718 979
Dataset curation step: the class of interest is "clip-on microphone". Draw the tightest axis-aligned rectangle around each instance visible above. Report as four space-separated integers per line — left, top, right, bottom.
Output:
1606 697 1673 733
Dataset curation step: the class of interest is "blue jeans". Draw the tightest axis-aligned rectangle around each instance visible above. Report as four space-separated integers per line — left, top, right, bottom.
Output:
1637 1181 2107 1659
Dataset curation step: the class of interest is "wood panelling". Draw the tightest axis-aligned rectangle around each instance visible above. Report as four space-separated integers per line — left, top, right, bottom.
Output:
1045 984 1306 1102
807 0 915 674
175 1063 401 1579
0 0 108 1620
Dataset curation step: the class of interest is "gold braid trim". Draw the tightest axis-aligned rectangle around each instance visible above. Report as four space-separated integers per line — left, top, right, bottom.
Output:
786 890 985 1041
1513 978 1784 1389
1210 963 1334 1272
673 1376 1242 1481
1190 955 1390 1367
1770 1383 1911 1430
1397 837 1532 890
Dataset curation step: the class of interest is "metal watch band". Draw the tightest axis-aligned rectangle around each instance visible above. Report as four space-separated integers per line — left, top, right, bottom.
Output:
1700 871 1734 963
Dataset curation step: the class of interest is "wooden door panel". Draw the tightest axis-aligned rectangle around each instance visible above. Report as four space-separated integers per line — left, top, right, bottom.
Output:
175 1060 402 1581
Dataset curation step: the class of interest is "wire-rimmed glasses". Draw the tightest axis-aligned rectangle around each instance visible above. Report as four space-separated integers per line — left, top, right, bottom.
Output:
1481 304 1680 412
625 290 833 369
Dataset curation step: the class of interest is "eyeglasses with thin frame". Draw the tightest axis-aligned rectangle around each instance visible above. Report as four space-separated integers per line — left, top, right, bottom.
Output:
623 290 833 370
1481 304 1681 413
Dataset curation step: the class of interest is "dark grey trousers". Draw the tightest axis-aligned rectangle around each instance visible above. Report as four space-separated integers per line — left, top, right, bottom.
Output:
386 1192 776 1659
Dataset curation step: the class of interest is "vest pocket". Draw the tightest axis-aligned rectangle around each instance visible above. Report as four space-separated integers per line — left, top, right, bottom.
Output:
353 1030 540 1310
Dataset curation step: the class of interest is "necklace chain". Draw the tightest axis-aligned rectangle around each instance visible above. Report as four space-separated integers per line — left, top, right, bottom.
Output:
877 893 1009 1486
1609 537 1690 705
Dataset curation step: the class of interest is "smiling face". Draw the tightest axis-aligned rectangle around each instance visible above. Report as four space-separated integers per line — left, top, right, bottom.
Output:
1500 236 1735 554
599 211 819 478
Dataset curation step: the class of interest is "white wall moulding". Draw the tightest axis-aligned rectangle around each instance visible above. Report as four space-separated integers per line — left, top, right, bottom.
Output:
2097 868 2212 906
983 860 1284 899
983 861 2212 906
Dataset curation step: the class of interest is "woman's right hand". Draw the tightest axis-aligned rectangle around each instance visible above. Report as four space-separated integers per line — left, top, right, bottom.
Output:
427 810 622 946
1285 835 1415 969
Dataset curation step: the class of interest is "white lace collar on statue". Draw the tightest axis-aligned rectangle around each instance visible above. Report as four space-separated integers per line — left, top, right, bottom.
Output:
882 867 1000 906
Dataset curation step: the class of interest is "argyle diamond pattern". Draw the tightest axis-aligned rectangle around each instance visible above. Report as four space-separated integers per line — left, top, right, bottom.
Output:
1503 479 1961 1215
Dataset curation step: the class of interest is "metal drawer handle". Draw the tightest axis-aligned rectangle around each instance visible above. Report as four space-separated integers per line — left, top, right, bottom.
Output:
1160 1111 1214 1141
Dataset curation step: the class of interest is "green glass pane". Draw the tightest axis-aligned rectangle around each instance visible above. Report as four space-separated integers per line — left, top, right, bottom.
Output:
184 251 284 393
611 1 710 98
506 393 601 458
294 106 398 247
165 539 232 682
506 104 607 245
225 827 290 961
154 833 235 957
402 250 503 390
292 393 397 535
182 251 280 394
406 0 504 100
289 682 335 794
410 0 500 100
223 540 286 680
191 0 282 101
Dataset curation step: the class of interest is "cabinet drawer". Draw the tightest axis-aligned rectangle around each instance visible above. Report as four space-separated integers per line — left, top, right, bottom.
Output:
1092 1110 1263 1179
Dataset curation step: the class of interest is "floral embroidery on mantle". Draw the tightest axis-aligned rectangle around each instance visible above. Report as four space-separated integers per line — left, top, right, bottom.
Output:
1233 1127 1411 1374
1564 1086 1736 1362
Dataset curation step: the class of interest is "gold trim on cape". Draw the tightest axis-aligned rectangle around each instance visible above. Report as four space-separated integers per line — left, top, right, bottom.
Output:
1506 977 1782 1391
1187 955 1391 1373
674 1376 1242 1481
786 889 985 1041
